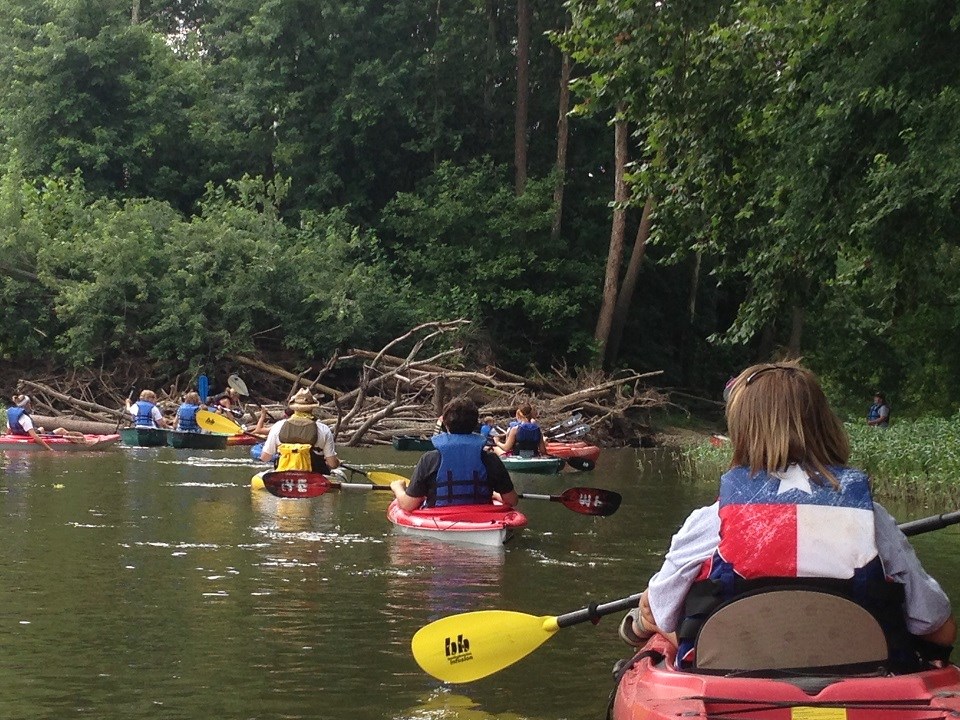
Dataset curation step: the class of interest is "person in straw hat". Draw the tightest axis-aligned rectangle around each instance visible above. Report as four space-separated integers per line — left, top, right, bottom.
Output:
259 388 340 473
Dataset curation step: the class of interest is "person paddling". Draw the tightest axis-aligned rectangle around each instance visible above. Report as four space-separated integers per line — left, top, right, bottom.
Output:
175 392 204 432
494 403 547 458
620 361 955 671
125 390 170 429
259 389 340 473
6 395 53 450
391 397 518 511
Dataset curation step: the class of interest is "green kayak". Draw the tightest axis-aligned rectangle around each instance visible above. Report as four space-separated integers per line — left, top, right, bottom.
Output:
120 427 168 447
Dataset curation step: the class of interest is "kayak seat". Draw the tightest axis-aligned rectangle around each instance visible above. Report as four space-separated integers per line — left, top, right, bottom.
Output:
694 589 889 673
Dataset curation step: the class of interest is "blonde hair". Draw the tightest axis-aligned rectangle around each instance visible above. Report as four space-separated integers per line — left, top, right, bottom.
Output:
184 391 201 405
725 360 849 488
139 390 157 402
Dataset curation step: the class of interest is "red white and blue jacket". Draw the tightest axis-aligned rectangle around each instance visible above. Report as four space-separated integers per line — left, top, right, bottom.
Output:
706 464 879 583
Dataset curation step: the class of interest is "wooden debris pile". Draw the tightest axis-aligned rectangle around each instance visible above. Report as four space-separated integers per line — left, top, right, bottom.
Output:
10 320 669 447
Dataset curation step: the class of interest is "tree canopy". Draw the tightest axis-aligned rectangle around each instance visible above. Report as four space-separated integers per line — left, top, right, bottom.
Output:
0 0 957 416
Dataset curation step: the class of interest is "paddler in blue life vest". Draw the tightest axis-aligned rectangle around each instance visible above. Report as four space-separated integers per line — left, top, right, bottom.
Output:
619 361 955 670
390 396 518 510
125 389 170 429
259 388 340 473
867 391 891 428
175 391 204 432
6 394 53 450
493 402 547 458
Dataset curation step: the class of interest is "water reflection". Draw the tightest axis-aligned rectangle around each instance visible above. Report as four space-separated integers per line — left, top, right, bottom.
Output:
396 688 528 720
386 534 505 620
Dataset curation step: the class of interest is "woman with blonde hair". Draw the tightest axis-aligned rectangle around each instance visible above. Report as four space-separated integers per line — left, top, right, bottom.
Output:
620 360 955 671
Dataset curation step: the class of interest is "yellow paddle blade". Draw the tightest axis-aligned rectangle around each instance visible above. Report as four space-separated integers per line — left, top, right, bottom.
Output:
367 471 410 485
196 409 243 435
411 610 559 683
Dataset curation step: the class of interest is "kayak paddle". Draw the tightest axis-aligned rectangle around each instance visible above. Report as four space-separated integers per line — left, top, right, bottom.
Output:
227 373 249 396
518 487 620 516
561 456 596 472
410 508 960 683
261 470 391 498
549 423 591 442
545 412 583 437
198 374 209 402
264 470 619 516
196 409 259 438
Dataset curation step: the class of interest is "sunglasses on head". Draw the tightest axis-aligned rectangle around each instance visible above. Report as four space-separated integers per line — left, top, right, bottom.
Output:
744 364 796 386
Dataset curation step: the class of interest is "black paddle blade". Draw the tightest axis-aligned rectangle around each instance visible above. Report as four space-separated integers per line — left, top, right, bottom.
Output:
564 456 596 472
262 470 331 498
557 487 621 516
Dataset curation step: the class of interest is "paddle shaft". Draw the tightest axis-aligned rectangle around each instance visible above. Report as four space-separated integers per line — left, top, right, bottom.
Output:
899 510 960 537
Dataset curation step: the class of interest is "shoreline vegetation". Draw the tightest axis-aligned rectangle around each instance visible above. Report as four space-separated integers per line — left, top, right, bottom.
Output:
679 416 960 506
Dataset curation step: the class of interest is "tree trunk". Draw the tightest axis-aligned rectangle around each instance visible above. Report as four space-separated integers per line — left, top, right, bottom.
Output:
594 111 629 364
484 0 498 121
788 303 803 358
550 48 572 243
605 194 655 366
514 0 530 194
131 0 139 23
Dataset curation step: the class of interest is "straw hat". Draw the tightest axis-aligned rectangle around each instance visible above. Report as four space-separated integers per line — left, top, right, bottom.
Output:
288 388 320 412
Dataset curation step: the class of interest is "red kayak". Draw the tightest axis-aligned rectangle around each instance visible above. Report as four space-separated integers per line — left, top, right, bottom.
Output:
611 633 960 720
387 500 527 547
544 441 600 464
0 433 120 449
226 434 259 446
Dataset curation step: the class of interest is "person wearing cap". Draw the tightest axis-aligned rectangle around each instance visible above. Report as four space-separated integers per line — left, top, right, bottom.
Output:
867 392 891 428
259 388 340 473
390 396 518 511
125 390 170 429
6 395 53 450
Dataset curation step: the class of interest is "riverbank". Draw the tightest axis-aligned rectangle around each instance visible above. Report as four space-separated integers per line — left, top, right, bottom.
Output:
676 415 960 505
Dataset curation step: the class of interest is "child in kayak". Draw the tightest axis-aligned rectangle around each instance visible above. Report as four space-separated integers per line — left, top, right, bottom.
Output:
621 361 955 670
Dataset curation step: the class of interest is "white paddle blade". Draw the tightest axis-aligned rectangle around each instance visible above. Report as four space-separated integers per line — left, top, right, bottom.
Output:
227 374 249 396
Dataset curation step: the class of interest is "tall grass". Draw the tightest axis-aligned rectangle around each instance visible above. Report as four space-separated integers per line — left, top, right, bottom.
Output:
679 414 960 506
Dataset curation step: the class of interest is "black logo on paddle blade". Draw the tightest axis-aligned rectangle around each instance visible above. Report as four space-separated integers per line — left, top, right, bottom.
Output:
444 634 473 665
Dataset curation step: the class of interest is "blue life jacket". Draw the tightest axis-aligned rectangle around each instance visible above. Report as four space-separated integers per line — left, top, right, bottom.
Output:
430 433 490 507
513 421 542 456
177 403 201 432
867 403 890 426
7 407 28 435
134 400 159 428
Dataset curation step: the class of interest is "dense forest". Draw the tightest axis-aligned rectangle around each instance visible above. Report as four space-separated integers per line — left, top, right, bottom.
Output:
0 0 957 416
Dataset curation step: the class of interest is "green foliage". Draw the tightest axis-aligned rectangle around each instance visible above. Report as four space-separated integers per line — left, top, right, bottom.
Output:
680 418 960 505
380 158 599 367
848 418 960 505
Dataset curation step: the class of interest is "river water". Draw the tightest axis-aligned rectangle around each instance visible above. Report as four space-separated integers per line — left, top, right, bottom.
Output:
0 444 957 719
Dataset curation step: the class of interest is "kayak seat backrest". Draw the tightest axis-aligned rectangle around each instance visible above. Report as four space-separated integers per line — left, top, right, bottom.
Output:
694 589 888 672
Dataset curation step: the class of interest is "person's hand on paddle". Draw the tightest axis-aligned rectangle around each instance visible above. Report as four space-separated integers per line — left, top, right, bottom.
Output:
389 478 407 499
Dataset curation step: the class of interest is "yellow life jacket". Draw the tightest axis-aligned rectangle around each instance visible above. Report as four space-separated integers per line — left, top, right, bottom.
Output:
276 443 313 471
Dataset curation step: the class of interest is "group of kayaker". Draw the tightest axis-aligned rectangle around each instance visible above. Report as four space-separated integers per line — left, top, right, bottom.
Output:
121 386 258 434
619 360 955 672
